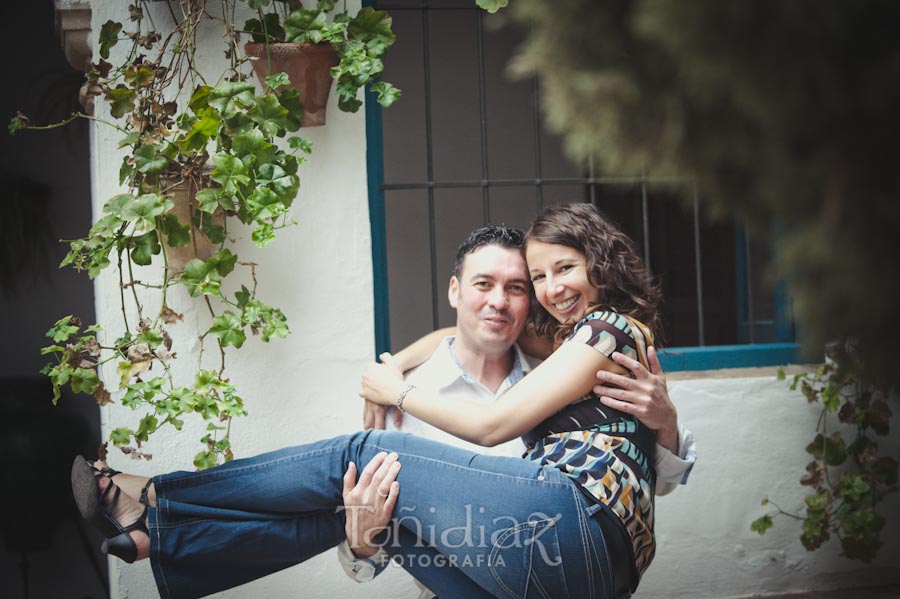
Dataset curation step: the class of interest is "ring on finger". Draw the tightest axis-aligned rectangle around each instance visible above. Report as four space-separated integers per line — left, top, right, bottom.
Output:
377 489 389 498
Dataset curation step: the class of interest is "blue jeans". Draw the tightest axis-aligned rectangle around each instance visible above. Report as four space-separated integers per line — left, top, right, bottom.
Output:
147 430 614 599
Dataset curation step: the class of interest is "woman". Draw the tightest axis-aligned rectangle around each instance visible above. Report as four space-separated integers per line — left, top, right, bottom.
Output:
76 203 670 599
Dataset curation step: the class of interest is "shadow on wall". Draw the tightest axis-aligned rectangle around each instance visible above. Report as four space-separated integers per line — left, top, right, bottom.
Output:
0 0 103 597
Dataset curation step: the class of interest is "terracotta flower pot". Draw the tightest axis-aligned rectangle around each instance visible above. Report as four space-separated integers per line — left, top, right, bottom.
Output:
244 42 339 127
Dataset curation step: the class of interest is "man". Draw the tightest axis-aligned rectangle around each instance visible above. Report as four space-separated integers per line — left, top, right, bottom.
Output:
337 226 695 597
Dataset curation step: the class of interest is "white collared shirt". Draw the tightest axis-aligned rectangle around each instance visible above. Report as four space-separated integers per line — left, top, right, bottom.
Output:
384 336 533 457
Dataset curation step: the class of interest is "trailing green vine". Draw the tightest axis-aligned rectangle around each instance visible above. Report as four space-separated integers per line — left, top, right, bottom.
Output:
10 0 397 468
751 343 898 561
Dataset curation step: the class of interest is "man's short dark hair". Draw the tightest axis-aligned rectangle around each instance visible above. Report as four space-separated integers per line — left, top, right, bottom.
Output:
451 225 525 278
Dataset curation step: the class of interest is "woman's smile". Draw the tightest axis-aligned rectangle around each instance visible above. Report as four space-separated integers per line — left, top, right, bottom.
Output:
525 240 602 324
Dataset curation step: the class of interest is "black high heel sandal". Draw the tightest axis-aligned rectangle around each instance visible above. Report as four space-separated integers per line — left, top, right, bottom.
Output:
71 455 149 563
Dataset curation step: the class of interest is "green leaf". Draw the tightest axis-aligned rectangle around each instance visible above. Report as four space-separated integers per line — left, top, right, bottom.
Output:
838 474 870 503
46 315 81 343
249 94 292 138
129 231 161 265
233 128 276 166
284 8 328 44
70 368 101 394
117 361 133 388
235 285 251 309
181 258 221 297
135 414 160 442
475 0 509 13
209 313 247 349
124 65 155 88
288 136 312 153
805 488 832 511
194 188 234 214
276 87 304 131
348 8 396 57
264 72 291 90
106 85 136 118
209 248 237 277
8 112 29 134
245 12 285 43
251 164 300 199
251 223 277 247
194 369 232 395
198 211 226 244
189 85 214 114
211 153 250 194
806 432 848 466
181 112 221 152
247 187 286 221
369 81 400 108
104 194 133 219
751 514 773 535
209 81 257 119
118 132 140 148
194 395 220 420
193 450 218 470
136 329 164 348
822 383 841 412
159 214 191 247
335 80 363 113
124 193 174 233
110 427 134 446
776 366 786 381
99 20 123 59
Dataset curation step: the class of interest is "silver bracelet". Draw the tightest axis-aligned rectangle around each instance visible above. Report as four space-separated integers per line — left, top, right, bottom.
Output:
397 384 415 413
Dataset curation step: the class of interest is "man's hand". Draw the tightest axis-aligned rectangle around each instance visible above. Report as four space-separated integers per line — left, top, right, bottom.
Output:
594 346 679 453
342 452 401 559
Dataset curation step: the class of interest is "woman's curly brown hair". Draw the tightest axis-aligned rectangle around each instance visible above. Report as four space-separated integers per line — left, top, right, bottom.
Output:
525 203 663 344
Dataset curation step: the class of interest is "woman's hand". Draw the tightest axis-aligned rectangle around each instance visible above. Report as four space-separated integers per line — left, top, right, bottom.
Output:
593 347 679 453
360 352 405 407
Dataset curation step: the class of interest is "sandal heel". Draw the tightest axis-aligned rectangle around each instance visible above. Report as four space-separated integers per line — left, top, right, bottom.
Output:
72 455 148 563
102 532 138 563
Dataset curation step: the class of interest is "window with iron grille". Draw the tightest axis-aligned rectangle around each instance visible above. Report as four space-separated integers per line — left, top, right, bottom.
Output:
365 0 799 371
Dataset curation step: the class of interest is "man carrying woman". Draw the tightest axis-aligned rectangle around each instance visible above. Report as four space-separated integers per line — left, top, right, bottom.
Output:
75 204 696 599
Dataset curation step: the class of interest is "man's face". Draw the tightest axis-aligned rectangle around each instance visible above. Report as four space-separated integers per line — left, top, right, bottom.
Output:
449 244 531 356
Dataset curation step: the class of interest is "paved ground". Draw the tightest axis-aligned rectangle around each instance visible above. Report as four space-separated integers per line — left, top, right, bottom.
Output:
733 585 900 599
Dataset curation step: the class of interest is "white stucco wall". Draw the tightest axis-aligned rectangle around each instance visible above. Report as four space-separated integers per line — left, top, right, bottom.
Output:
87 4 900 599
639 373 900 598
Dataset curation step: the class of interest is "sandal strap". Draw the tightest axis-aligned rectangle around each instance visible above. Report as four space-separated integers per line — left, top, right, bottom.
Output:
89 460 122 479
138 479 153 507
120 506 149 536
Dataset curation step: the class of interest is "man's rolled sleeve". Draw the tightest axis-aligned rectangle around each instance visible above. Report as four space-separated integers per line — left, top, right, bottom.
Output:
336 540 391 582
654 426 696 496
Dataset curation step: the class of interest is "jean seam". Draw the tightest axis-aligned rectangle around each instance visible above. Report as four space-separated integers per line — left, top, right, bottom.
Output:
157 445 571 499
489 519 559 599
148 506 172 599
573 487 596 599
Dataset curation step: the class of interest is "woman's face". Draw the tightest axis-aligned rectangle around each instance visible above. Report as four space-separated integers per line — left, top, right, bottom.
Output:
525 240 602 324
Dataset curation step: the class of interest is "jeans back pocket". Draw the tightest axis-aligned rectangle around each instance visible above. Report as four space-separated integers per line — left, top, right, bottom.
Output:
489 517 569 599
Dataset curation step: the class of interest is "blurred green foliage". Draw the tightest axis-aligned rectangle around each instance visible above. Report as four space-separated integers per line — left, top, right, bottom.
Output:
505 0 900 387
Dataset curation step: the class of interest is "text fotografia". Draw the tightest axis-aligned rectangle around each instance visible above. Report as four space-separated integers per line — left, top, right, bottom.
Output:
338 504 564 566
